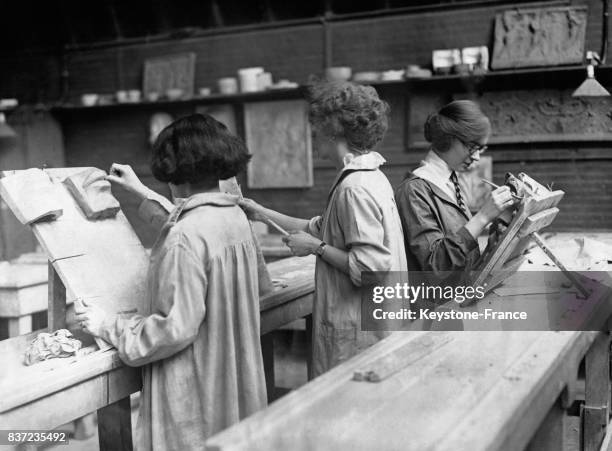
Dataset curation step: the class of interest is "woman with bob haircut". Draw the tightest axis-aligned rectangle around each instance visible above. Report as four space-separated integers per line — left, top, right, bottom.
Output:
241 81 407 377
75 113 267 450
395 100 515 282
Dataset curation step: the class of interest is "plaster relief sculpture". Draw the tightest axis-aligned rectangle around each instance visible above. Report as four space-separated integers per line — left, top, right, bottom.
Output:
491 6 587 69
464 90 612 140
63 168 120 220
0 168 63 225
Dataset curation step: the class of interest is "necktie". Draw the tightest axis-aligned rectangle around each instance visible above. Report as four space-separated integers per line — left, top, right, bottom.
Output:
450 171 466 212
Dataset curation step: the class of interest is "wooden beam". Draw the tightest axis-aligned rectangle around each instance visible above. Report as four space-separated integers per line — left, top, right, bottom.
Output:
98 397 133 451
261 333 276 403
48 262 66 332
517 208 559 238
305 314 313 381
525 398 566 451
583 333 611 451
6 316 32 337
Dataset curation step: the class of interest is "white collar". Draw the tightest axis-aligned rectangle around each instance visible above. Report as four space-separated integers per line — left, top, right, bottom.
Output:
413 150 455 199
342 151 386 171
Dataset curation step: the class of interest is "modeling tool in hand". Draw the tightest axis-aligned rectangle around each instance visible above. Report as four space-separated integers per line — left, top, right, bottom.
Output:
261 216 290 236
481 179 524 200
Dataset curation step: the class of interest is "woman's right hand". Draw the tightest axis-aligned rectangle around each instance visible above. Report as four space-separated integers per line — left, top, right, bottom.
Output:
106 163 148 199
479 186 515 223
238 198 267 222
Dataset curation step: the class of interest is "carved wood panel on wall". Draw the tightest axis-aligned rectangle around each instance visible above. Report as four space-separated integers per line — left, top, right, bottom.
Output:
491 6 587 69
457 90 612 143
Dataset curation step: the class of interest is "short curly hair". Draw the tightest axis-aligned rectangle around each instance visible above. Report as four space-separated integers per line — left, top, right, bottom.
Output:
307 81 389 152
151 113 251 185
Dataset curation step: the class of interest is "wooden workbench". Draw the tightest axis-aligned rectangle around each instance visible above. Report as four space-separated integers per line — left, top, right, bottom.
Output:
206 233 612 451
206 330 609 451
0 255 315 449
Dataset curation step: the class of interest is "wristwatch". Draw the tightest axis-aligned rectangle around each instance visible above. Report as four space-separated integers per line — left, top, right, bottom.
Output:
315 241 327 257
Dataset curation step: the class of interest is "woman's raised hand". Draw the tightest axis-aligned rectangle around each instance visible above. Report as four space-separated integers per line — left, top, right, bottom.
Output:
238 198 268 222
480 185 515 222
106 163 148 198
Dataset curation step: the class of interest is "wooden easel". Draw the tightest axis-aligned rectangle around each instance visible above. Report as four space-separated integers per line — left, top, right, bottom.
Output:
469 173 568 300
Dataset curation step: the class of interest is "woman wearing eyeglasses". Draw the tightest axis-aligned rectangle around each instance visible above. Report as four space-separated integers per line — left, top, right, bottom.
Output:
395 100 514 280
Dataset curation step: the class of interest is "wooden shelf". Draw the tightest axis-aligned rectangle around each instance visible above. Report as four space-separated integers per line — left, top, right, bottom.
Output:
360 65 611 87
410 64 591 81
405 64 612 91
51 87 305 112
50 64 612 113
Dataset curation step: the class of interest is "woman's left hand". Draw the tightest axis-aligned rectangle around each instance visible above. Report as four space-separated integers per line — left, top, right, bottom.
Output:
74 299 109 337
282 231 322 257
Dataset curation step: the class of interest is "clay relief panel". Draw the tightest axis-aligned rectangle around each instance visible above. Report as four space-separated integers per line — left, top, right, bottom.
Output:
63 168 120 220
468 90 612 141
492 6 587 69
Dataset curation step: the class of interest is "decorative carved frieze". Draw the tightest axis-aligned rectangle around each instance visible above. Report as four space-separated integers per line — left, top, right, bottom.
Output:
467 90 612 141
491 6 587 69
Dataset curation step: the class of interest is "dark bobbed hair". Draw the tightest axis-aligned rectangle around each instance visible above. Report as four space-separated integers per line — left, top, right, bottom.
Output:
151 113 251 185
424 100 491 152
307 81 389 152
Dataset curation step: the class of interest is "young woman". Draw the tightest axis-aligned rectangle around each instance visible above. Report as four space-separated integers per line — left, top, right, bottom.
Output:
395 100 514 282
75 114 267 450
241 81 407 377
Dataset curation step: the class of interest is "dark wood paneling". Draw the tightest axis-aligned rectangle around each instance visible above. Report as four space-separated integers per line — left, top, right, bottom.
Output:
0 54 61 102
66 24 325 101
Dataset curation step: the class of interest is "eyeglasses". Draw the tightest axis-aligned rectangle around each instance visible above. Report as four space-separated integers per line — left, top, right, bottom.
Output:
461 140 488 155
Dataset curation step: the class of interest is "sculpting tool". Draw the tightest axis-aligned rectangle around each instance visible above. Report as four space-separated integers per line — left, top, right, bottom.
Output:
481 179 524 200
262 217 290 236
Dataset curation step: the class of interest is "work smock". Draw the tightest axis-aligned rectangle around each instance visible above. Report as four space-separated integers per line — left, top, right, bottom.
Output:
99 191 267 451
307 152 408 377
394 150 480 282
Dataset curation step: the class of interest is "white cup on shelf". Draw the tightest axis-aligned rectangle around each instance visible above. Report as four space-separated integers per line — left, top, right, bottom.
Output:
218 77 239 95
238 67 264 93
257 72 273 91
116 90 129 103
81 93 99 107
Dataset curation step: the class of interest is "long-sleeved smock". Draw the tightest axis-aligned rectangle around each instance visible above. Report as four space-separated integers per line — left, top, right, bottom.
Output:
394 151 480 282
307 152 408 377
99 191 267 451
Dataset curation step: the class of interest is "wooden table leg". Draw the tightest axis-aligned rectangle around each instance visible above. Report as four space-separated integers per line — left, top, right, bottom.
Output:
98 396 133 451
305 314 313 381
526 398 566 451
261 333 275 403
6 316 32 336
48 263 66 331
583 332 611 451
